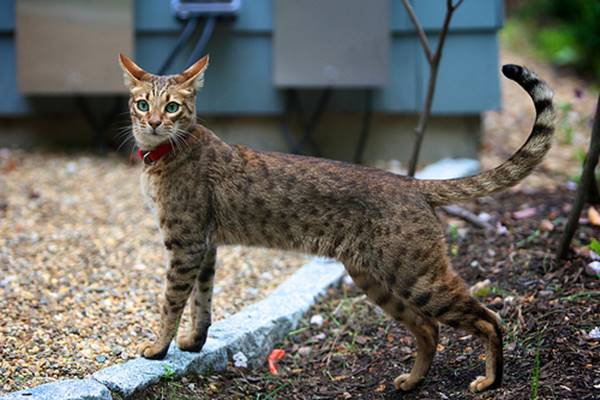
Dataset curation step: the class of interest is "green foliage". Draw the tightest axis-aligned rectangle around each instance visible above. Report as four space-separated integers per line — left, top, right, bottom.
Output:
529 334 542 400
589 238 600 254
514 0 600 81
557 101 575 145
162 364 176 381
448 224 459 241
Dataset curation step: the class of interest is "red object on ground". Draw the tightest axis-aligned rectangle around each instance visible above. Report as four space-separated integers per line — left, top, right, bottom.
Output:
267 349 286 375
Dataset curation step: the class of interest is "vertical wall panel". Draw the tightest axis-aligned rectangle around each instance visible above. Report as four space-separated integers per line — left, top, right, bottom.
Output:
417 32 501 113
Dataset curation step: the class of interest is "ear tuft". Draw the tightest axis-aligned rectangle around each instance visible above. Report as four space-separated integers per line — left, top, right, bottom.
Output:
118 53 148 88
177 55 210 92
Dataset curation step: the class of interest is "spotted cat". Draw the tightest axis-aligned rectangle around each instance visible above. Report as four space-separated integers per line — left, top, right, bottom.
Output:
118 53 554 393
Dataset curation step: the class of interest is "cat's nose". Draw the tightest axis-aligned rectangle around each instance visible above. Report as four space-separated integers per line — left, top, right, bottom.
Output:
149 119 162 130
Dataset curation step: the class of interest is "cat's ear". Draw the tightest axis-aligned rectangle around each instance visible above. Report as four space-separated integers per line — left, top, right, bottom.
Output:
176 55 209 94
118 53 148 88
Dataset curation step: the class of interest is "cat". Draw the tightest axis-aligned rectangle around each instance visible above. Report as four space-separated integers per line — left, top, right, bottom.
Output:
118 53 554 393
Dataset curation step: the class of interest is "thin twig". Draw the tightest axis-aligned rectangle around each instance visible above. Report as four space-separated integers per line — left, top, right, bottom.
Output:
441 204 494 231
557 95 600 260
406 0 463 177
400 0 433 64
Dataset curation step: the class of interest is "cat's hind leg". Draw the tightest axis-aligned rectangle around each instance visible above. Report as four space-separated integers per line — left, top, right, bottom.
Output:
437 294 503 392
177 246 216 352
348 269 439 392
411 268 503 392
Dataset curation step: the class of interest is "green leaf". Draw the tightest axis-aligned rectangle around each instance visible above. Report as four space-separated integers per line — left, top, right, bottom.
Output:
589 239 600 254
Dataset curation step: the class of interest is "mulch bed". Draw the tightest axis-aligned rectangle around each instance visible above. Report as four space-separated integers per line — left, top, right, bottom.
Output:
133 188 599 400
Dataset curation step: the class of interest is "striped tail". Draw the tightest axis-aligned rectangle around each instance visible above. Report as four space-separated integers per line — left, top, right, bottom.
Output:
414 65 555 206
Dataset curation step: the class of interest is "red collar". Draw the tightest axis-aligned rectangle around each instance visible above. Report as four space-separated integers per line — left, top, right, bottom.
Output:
137 142 175 165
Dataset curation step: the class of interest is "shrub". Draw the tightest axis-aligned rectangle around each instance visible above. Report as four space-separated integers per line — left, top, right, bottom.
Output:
516 0 600 81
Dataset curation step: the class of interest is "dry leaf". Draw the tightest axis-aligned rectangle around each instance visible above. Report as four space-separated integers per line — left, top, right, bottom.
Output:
539 219 554 232
375 384 386 392
513 207 537 219
588 206 600 226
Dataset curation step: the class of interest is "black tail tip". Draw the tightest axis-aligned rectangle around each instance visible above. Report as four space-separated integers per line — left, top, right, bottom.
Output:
502 64 523 80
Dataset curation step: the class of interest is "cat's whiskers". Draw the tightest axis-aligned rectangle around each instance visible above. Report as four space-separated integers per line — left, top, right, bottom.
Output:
116 135 135 153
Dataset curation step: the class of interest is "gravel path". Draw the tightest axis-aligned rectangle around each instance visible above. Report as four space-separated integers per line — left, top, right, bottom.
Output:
0 152 309 393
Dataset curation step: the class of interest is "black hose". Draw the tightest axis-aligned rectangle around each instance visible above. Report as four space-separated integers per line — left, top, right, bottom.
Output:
354 89 373 164
185 16 217 67
158 17 200 75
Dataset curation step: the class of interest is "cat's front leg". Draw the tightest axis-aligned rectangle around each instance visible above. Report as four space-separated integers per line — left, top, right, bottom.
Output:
140 241 208 360
177 246 216 352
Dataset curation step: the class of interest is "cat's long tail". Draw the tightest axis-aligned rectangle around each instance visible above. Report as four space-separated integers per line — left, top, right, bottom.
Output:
414 64 555 206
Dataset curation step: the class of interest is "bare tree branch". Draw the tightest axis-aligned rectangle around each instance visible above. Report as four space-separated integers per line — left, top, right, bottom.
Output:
441 204 494 231
401 0 433 64
450 0 465 11
406 0 462 177
557 95 600 260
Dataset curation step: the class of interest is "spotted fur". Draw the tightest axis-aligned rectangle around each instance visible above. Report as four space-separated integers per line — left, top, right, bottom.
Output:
118 55 554 393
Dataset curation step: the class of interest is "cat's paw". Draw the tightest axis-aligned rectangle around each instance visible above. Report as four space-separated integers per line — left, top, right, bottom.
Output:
469 375 495 392
176 331 207 352
393 373 421 392
139 341 169 360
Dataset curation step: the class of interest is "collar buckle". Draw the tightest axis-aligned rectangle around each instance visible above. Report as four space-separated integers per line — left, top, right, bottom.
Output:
142 151 154 165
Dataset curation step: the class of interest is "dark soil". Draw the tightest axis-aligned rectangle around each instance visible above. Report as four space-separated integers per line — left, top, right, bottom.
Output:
131 188 600 400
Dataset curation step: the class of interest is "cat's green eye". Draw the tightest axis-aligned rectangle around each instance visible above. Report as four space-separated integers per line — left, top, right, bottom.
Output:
165 102 180 113
137 100 149 112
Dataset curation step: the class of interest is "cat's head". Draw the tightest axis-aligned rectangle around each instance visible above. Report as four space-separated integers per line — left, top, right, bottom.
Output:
118 54 209 150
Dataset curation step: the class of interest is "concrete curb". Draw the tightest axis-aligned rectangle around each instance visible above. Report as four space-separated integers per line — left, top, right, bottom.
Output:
2 258 345 399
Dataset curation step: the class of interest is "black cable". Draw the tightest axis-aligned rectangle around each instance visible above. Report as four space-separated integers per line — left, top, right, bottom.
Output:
354 89 373 164
158 17 200 75
185 15 217 67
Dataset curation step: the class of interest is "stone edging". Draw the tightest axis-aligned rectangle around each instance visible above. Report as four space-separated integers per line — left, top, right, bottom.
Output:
2 258 346 400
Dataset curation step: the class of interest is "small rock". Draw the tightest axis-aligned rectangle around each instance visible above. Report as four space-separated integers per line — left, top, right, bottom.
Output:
415 158 480 179
95 355 107 363
538 290 553 297
310 314 324 327
65 161 78 174
585 261 600 277
313 333 326 341
496 222 508 236
566 181 577 190
589 327 600 339
470 260 480 268
233 351 248 369
343 274 354 286
132 263 147 271
478 212 492 222
297 346 312 357
260 271 273 280
188 383 196 390
0 275 15 288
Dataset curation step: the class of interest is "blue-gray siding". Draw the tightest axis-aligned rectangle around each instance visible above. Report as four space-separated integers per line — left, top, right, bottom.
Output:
0 0 502 115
